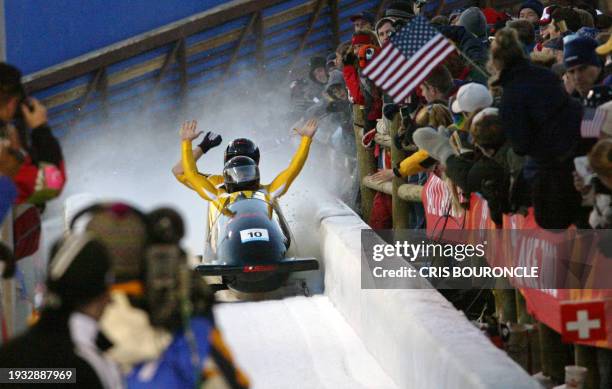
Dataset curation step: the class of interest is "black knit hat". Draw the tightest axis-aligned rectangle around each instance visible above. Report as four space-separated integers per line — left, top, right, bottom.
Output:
385 1 415 21
309 56 327 72
0 62 25 99
46 233 113 310
308 56 327 83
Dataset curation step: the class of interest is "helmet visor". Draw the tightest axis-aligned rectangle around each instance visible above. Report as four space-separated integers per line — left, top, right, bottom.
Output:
224 165 259 184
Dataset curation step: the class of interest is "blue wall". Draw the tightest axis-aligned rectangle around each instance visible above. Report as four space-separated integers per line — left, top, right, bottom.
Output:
5 0 229 75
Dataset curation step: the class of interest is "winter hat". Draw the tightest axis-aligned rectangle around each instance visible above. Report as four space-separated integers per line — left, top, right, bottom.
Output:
384 1 414 21
325 69 346 96
84 203 149 283
451 83 493 114
0 63 25 100
46 233 113 310
413 127 454 164
596 34 612 56
350 11 375 25
351 32 373 46
470 108 504 149
308 56 328 84
519 0 544 18
309 56 327 72
539 5 556 25
564 36 601 69
375 16 396 34
458 7 488 39
577 27 599 41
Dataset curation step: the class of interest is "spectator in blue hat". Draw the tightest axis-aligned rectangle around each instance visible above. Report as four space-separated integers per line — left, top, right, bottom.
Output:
564 35 604 98
519 0 544 25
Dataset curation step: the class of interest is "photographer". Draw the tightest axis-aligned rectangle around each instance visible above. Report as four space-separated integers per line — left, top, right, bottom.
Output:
0 63 65 206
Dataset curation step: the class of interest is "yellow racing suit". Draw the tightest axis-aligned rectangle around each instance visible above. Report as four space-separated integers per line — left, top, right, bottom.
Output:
180 136 312 222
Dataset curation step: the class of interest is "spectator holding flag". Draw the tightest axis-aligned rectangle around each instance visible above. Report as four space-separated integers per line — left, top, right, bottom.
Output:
362 15 455 104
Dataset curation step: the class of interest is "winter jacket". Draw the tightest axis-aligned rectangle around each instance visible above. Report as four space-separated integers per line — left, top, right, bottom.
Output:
359 71 383 125
436 25 489 84
457 7 488 41
127 317 249 389
343 65 365 106
493 59 582 162
12 124 66 204
0 311 106 389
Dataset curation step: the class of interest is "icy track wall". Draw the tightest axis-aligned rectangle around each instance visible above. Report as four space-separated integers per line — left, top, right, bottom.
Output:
316 201 541 389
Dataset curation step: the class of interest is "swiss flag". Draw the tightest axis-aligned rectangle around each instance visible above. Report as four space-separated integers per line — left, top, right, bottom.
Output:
560 301 607 343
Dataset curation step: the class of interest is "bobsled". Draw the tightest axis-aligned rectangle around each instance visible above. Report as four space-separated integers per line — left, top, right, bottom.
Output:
196 191 319 293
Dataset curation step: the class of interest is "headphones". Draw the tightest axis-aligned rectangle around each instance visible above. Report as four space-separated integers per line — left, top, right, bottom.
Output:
69 202 211 331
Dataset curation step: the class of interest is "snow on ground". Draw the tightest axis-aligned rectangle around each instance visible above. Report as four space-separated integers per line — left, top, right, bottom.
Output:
214 295 400 389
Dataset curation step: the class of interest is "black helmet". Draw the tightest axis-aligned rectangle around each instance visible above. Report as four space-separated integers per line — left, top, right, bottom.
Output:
223 156 260 193
224 138 260 164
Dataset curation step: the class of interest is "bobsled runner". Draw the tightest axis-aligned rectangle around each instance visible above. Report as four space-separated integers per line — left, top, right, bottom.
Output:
196 190 318 293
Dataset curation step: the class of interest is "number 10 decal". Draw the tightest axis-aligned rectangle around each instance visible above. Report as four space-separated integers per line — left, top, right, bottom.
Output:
240 228 269 243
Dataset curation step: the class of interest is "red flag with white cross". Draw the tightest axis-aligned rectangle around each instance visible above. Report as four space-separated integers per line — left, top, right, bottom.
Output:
560 301 607 343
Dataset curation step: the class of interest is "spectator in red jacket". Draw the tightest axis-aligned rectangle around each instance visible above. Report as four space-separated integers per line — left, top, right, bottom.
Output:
343 31 377 106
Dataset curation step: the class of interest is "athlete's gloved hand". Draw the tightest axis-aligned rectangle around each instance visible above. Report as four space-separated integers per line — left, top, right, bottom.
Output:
197 131 222 153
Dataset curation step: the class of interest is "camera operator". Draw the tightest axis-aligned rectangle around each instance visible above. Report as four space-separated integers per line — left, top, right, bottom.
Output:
0 63 65 206
76 203 249 388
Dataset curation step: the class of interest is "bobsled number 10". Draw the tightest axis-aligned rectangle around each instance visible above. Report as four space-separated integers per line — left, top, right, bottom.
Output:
239 228 269 243
197 191 319 293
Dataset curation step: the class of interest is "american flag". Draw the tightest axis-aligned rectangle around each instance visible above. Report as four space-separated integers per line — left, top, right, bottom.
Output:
581 107 607 138
363 15 455 104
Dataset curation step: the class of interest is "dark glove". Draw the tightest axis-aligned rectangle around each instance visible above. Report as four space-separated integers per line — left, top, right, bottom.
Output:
197 131 222 153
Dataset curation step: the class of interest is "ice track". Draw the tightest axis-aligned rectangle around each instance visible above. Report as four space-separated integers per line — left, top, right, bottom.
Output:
215 295 399 389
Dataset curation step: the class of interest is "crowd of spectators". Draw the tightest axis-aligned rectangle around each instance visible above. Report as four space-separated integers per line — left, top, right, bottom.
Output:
288 1 611 386
290 0 611 234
